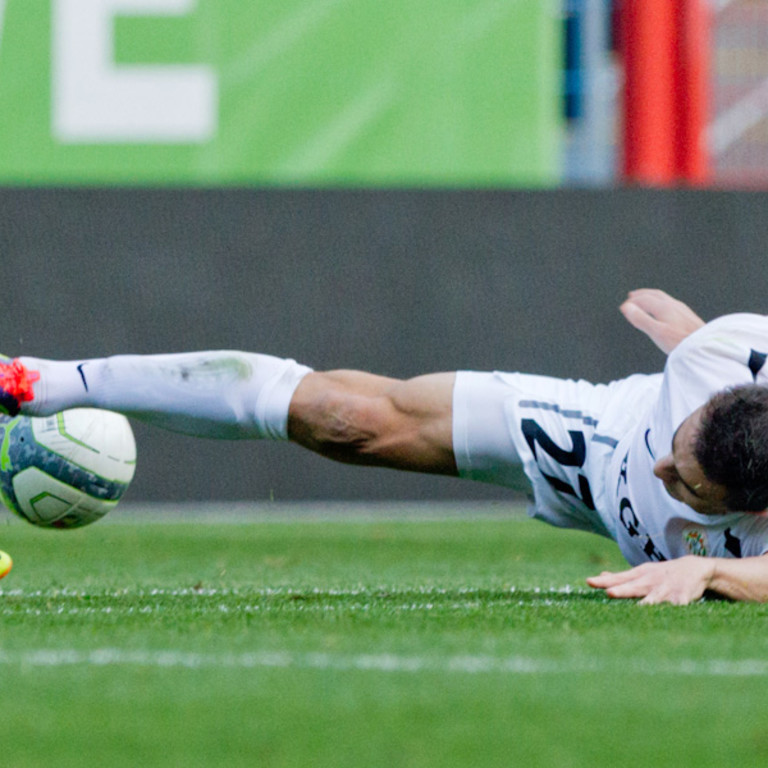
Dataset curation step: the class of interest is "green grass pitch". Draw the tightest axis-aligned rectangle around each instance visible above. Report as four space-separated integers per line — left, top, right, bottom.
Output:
0 502 767 768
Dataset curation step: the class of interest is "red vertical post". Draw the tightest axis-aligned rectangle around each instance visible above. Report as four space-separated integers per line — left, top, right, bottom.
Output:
620 0 678 185
675 0 712 184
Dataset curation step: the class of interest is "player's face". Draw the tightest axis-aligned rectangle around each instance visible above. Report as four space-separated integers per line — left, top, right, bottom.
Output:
653 407 729 516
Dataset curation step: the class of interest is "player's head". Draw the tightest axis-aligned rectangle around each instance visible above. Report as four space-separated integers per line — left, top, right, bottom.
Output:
694 384 768 513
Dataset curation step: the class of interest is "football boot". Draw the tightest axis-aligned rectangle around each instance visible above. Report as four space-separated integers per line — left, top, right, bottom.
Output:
0 356 40 417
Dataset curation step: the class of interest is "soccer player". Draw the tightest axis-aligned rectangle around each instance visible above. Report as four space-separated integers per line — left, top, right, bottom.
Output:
1 289 767 605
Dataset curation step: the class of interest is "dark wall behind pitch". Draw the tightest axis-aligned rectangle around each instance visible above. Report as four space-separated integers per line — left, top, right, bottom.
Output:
3 188 767 501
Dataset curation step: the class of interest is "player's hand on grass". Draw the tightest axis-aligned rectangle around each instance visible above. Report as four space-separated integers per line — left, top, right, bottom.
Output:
620 289 705 354
586 556 716 605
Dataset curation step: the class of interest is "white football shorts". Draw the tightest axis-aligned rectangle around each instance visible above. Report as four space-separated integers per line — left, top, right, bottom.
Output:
452 371 661 540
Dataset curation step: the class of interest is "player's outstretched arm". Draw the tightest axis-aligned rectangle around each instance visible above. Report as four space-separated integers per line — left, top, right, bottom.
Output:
620 289 705 354
587 554 768 605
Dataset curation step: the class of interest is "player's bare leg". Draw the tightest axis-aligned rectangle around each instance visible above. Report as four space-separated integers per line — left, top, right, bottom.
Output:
288 371 457 475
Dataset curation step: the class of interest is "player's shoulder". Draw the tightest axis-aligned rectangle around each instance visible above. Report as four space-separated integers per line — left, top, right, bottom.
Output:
659 312 768 405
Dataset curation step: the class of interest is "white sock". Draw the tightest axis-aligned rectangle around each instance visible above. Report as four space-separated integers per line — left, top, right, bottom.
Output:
19 351 312 440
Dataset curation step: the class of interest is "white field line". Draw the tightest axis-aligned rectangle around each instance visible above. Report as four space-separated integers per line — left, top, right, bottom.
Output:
0 585 594 615
0 585 585 598
0 602 532 617
0 648 766 678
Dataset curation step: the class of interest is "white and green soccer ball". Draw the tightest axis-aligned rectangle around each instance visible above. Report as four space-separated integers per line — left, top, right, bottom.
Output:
0 408 136 529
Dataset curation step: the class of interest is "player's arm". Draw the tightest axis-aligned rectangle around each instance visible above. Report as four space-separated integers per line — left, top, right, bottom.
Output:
620 289 705 354
586 554 768 605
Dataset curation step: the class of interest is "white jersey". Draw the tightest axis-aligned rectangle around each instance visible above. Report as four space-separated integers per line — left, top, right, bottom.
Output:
453 313 768 566
606 313 768 566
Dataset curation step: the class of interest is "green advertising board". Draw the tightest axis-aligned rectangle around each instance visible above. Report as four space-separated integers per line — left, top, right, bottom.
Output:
0 0 562 186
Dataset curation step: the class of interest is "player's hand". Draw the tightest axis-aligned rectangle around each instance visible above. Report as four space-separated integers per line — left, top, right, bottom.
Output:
620 289 705 354
586 556 716 605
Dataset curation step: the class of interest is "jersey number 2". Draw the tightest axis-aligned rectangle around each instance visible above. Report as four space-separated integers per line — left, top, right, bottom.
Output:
521 419 596 510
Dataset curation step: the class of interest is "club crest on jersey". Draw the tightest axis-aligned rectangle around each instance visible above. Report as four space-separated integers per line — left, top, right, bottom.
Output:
683 529 708 557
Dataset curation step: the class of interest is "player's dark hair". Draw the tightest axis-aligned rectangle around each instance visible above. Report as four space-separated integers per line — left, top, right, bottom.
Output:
694 384 768 513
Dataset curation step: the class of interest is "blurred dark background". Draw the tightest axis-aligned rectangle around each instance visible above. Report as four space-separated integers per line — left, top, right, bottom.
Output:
3 188 766 501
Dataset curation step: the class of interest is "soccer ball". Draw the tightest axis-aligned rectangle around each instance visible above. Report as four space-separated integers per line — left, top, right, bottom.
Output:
0 408 136 529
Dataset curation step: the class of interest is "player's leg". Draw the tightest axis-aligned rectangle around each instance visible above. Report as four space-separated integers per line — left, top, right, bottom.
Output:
0 353 457 475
